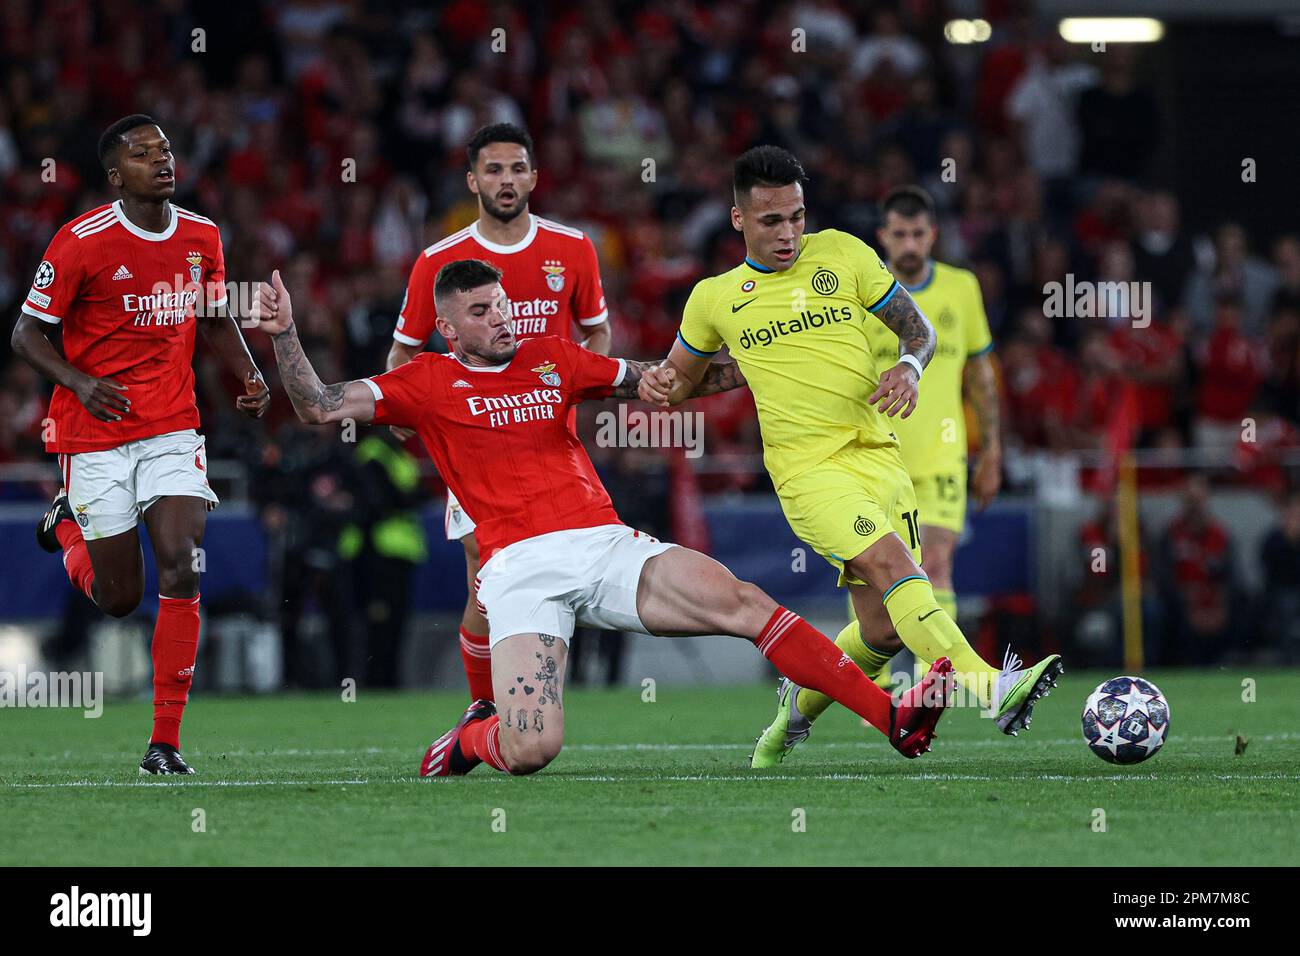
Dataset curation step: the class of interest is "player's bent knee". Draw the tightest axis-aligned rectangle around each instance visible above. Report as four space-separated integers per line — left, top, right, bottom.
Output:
98 588 142 619
718 579 777 635
499 736 562 776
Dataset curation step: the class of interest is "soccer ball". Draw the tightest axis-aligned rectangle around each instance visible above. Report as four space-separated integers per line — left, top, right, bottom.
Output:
1081 676 1170 764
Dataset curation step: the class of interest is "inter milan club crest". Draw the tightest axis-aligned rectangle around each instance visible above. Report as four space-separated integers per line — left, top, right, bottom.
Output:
741 279 756 293
532 362 562 387
542 259 565 292
186 251 203 285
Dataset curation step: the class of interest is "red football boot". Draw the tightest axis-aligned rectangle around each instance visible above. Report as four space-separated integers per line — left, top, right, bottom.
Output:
888 657 954 758
420 699 496 777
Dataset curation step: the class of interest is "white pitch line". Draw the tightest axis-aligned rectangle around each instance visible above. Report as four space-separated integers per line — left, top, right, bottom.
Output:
4 778 375 789
8 772 1299 790
6 731 1297 762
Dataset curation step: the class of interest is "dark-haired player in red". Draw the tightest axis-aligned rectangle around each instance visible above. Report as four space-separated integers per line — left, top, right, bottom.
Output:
11 115 270 775
253 259 953 776
388 122 611 705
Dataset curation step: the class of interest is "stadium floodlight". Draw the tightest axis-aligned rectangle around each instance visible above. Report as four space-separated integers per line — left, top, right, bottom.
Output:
1059 17 1165 44
944 19 992 44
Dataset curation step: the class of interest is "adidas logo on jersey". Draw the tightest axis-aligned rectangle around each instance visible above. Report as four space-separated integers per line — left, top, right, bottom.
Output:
452 379 472 388
112 265 134 281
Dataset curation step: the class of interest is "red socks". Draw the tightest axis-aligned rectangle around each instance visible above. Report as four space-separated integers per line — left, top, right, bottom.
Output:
459 626 494 701
151 594 202 749
756 607 893 735
460 714 510 772
55 520 95 601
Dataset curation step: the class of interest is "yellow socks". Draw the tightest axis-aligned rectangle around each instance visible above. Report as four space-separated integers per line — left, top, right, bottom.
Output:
883 576 997 708
911 586 957 676
796 620 895 720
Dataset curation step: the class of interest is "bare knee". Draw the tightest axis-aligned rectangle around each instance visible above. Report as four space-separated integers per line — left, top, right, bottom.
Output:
715 579 777 636
156 546 200 598
97 584 143 618
499 735 563 775
849 535 923 594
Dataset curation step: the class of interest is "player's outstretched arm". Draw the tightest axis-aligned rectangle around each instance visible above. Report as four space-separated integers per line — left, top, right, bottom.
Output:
252 270 376 426
615 357 746 403
635 340 747 407
869 285 935 419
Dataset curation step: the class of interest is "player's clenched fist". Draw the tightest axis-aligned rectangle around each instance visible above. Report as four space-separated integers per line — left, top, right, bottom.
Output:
869 362 920 418
250 269 294 335
637 364 676 407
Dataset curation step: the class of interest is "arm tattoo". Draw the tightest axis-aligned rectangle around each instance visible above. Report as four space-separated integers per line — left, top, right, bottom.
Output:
690 361 746 397
875 287 935 368
965 353 1001 449
609 359 747 399
611 359 652 399
271 323 346 421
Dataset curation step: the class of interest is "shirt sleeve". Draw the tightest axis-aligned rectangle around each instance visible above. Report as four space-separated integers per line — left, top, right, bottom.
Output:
557 337 627 401
393 254 436 347
676 278 723 357
572 234 609 328
964 271 993 357
363 357 432 429
841 231 899 314
22 228 83 325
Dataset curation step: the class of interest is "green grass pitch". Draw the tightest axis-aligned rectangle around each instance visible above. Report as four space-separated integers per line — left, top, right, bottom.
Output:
2 668 1296 866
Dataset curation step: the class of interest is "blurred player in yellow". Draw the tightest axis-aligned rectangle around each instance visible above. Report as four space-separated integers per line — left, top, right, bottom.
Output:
639 148 1060 764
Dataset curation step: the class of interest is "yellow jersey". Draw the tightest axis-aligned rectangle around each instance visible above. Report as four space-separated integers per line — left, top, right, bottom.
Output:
677 229 902 489
864 259 991 477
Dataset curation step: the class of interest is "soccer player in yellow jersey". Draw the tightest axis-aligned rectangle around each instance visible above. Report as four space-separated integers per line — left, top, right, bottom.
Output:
638 147 1061 761
751 185 1013 755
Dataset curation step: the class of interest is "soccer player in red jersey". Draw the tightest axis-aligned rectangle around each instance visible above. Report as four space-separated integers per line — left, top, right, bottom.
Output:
253 260 954 776
10 115 270 775
387 123 612 705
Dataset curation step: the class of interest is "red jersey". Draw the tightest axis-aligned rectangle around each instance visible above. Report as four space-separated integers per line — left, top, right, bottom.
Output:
23 201 226 454
363 337 624 557
392 214 607 348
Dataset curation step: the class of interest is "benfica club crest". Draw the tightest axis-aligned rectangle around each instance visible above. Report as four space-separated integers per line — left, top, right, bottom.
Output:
532 362 561 387
186 251 203 285
542 260 565 293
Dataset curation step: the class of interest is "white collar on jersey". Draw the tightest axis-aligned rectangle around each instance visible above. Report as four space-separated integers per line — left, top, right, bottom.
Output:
469 214 538 254
112 200 179 241
450 352 512 373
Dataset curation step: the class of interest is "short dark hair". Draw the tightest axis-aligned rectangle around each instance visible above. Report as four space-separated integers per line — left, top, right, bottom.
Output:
733 145 807 205
434 259 503 310
880 185 937 223
98 114 159 172
466 123 534 169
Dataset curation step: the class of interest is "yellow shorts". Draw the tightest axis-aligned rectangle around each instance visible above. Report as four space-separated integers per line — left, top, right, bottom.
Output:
910 464 968 535
776 443 921 587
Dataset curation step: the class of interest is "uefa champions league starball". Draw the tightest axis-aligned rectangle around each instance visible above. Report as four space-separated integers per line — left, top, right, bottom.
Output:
1081 676 1170 764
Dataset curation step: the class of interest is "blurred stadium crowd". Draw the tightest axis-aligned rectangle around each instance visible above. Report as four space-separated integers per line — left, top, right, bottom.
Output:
2 1 1297 669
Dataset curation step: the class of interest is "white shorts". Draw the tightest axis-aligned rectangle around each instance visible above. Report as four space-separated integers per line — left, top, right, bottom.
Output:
60 429 219 540
474 524 677 647
444 490 476 540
